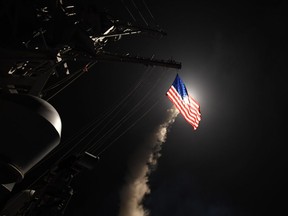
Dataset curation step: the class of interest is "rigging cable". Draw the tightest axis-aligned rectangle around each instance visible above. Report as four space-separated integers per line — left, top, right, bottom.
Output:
53 67 155 163
142 0 155 20
87 94 157 155
87 70 166 154
25 67 154 180
130 0 149 26
121 0 137 22
42 63 82 92
21 67 168 211
97 99 159 157
45 61 97 101
76 67 154 154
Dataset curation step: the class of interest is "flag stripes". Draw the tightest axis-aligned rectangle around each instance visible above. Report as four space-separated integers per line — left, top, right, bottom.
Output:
166 75 201 130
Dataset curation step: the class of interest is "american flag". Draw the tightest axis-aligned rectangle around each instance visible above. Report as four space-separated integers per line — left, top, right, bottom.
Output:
166 74 201 130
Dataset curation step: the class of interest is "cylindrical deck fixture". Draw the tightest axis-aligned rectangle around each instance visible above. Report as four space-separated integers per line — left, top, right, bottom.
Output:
0 94 62 184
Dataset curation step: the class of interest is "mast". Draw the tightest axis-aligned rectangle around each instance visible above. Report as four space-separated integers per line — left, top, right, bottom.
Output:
0 0 181 98
0 1 181 214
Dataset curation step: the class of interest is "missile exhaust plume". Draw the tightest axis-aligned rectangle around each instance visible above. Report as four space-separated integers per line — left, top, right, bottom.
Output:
118 106 179 216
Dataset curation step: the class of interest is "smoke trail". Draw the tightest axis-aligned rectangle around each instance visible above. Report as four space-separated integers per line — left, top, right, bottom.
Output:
118 106 179 216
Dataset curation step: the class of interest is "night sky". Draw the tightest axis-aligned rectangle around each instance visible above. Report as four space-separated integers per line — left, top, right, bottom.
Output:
56 1 288 216
2 0 288 215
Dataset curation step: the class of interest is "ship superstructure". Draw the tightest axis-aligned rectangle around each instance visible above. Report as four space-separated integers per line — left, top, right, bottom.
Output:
0 1 181 215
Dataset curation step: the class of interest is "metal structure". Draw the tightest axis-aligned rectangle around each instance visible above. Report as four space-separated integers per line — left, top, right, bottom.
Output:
0 0 181 99
0 0 181 214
